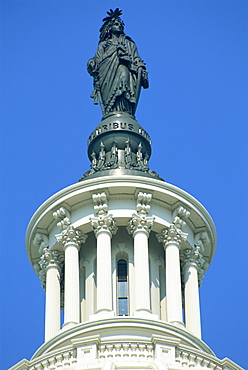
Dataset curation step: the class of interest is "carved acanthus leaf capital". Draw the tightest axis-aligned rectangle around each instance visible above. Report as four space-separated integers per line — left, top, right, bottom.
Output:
34 247 64 289
90 214 118 237
39 248 64 272
180 247 205 271
157 224 188 249
127 213 154 236
180 247 209 286
56 225 87 250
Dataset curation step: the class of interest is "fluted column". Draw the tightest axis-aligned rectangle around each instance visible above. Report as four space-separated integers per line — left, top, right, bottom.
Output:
127 192 154 314
92 215 117 313
180 246 206 339
91 192 117 314
39 248 64 341
157 224 187 325
57 225 87 328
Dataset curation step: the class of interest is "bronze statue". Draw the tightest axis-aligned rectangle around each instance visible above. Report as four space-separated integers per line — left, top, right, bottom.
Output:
87 8 149 117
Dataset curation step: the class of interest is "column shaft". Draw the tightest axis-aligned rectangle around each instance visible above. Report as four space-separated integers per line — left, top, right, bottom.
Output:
159 265 167 321
45 265 60 341
166 243 183 323
184 263 201 338
64 243 80 326
134 229 150 312
96 230 112 313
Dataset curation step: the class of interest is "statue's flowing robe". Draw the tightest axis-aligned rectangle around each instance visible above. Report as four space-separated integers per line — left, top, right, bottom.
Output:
93 35 141 115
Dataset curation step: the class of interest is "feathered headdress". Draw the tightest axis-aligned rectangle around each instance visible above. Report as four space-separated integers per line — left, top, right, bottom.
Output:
99 8 125 42
102 8 122 22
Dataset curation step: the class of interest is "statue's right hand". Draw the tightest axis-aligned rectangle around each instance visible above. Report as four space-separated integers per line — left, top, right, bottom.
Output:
87 59 97 76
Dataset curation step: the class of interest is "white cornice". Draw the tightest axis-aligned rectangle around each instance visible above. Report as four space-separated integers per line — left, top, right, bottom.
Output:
26 175 216 272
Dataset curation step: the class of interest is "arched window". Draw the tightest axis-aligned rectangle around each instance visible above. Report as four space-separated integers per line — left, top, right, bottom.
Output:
117 259 128 315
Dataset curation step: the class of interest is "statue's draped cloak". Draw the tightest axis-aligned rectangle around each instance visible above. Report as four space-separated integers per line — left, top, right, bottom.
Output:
94 35 140 114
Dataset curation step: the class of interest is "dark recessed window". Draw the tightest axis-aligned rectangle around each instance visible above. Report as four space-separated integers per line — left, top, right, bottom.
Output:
117 259 128 316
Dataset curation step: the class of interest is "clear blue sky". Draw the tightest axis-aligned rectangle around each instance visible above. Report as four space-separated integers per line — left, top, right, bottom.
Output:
1 1 247 369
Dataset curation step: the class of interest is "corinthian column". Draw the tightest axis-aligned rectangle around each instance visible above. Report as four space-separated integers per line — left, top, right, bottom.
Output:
91 214 117 313
56 225 87 328
127 192 154 314
91 192 117 315
39 248 64 341
180 246 205 339
157 225 187 325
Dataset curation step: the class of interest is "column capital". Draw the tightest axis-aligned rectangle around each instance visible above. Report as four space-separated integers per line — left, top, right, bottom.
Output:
180 247 209 286
180 247 205 271
56 225 87 250
127 213 154 236
35 248 64 289
157 224 188 249
91 192 118 237
91 214 117 237
127 191 154 236
32 233 52 288
39 248 64 272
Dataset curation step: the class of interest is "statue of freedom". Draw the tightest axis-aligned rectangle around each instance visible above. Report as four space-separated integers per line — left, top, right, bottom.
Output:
87 8 149 117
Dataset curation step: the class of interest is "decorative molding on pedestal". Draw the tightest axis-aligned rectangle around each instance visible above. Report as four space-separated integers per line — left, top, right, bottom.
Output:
98 342 154 362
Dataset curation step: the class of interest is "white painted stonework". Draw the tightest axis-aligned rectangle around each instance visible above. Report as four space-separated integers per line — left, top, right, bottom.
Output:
10 175 243 370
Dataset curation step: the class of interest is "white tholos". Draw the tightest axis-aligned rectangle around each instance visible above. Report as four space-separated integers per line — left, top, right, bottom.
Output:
10 175 243 370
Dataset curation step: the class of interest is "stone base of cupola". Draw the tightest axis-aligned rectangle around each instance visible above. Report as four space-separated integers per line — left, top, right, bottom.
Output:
9 318 243 370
